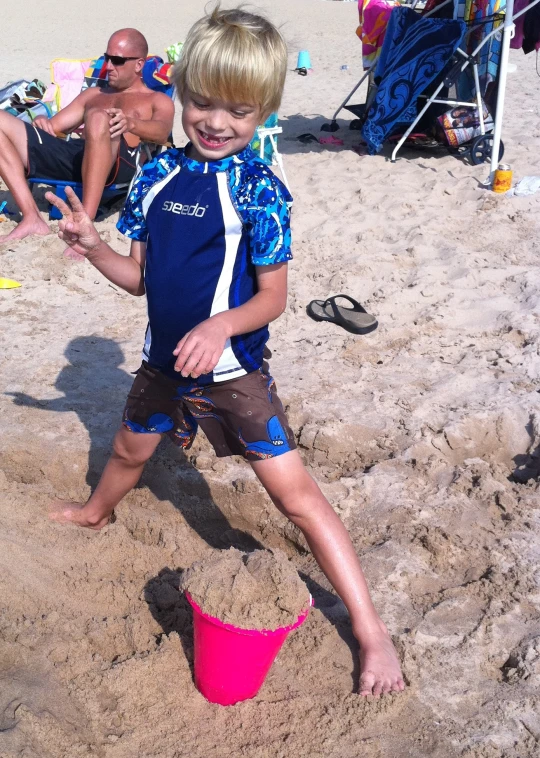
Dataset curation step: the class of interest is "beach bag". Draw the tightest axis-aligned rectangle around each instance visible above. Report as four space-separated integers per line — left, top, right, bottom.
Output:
0 79 46 113
13 101 54 123
2 79 51 122
0 80 29 110
437 99 494 147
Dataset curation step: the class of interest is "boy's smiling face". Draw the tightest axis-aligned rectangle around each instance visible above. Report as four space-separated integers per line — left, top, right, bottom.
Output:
182 90 264 162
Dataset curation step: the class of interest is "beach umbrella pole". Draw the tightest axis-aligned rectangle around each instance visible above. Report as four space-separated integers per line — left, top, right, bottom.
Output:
489 0 515 182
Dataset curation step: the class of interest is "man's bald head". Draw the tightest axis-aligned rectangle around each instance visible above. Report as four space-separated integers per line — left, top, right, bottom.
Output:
107 29 148 59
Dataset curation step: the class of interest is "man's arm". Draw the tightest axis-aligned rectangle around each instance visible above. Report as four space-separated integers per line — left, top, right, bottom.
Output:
108 93 175 144
34 89 94 137
172 263 288 378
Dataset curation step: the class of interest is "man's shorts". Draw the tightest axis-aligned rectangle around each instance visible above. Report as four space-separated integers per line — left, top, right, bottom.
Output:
122 362 297 462
25 123 138 186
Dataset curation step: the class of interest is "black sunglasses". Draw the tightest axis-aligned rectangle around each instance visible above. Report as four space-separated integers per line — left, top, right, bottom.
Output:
103 53 140 66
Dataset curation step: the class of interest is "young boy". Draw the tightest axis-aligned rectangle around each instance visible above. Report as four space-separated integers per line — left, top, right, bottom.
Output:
46 5 405 697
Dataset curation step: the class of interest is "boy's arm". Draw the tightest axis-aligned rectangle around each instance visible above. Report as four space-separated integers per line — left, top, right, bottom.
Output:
87 239 146 296
46 187 146 295
173 263 288 378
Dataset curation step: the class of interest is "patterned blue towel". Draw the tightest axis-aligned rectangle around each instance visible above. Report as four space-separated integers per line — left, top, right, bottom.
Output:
362 7 466 154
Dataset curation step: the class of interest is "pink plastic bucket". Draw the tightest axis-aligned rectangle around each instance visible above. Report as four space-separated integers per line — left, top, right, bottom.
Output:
185 591 311 706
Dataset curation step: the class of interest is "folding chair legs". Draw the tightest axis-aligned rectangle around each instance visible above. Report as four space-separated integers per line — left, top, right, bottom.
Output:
390 78 447 162
321 65 375 132
267 133 289 191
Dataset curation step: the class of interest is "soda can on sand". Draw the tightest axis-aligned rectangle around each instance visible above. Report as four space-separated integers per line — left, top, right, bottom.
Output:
493 163 512 193
185 591 312 706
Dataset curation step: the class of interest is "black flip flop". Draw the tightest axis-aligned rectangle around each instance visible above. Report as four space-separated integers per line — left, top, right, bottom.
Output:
306 295 378 335
297 133 319 144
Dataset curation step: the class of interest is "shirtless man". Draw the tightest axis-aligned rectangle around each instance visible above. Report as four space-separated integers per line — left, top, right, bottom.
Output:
0 28 175 241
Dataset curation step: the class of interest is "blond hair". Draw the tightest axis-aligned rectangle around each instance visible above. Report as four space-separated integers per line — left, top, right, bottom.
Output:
173 4 287 119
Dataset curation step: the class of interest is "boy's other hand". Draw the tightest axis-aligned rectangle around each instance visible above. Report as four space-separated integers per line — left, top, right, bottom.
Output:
45 187 102 258
172 317 230 378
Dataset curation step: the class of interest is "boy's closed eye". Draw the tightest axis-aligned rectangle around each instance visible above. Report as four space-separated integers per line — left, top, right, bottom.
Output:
190 94 256 120
192 98 210 110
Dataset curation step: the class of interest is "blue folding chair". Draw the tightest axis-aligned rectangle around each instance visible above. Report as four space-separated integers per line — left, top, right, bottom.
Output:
28 177 132 220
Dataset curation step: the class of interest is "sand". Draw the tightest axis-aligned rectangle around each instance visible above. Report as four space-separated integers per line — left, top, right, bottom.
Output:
1 0 540 756
181 548 311 629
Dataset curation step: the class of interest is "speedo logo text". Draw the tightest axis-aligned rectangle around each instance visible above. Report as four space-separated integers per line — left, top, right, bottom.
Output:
162 200 207 218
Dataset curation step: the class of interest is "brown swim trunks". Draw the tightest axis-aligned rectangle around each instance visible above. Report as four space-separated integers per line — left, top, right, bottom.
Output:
122 362 297 461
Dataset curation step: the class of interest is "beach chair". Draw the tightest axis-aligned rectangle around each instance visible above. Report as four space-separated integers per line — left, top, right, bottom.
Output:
323 0 507 165
30 56 173 220
377 0 507 162
250 113 290 190
42 58 96 114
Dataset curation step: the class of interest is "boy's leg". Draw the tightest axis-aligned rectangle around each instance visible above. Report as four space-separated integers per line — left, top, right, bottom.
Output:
251 449 405 697
49 426 162 529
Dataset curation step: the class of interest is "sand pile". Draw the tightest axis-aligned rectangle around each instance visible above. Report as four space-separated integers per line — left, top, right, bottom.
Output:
181 548 310 630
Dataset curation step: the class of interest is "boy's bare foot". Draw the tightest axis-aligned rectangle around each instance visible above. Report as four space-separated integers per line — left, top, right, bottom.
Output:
0 217 50 241
356 621 406 697
48 500 115 530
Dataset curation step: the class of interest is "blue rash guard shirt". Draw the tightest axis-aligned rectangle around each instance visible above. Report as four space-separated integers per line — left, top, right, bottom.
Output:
117 144 293 385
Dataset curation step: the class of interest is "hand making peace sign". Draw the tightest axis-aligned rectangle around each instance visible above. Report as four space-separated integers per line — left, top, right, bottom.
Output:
45 187 102 259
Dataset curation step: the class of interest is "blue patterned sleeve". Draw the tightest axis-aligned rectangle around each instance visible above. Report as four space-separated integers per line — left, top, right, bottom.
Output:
117 149 180 241
233 165 293 266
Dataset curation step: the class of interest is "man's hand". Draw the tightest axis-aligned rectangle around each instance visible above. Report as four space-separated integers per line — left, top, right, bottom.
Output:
172 317 230 378
106 108 132 139
44 186 102 258
32 116 56 136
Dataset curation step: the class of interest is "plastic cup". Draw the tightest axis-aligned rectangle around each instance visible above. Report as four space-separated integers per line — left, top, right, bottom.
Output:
185 591 311 706
296 51 312 70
